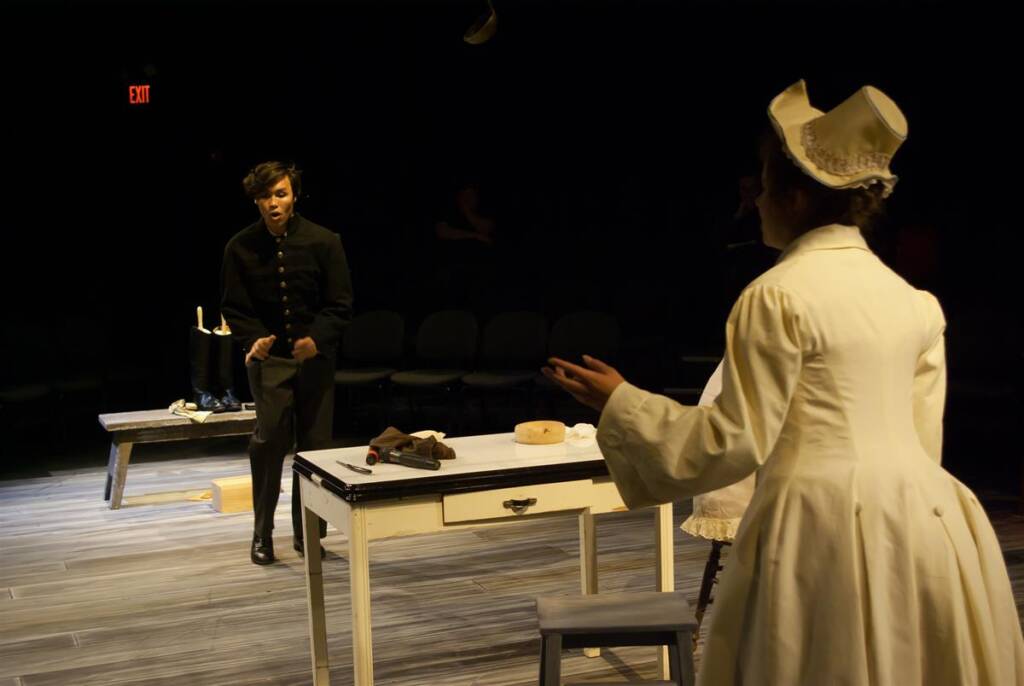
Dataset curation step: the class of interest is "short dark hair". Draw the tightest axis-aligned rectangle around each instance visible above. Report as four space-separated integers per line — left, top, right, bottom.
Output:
242 161 302 200
759 129 886 233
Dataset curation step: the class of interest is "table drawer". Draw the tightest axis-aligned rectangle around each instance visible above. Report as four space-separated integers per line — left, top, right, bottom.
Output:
443 479 596 523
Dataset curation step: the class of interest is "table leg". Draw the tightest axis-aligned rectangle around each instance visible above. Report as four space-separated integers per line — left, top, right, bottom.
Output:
304 504 331 685
655 502 674 678
348 504 374 685
104 441 117 501
579 508 601 659
108 441 133 510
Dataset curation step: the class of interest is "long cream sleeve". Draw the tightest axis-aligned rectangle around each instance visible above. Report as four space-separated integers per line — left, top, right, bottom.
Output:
912 291 947 464
597 284 812 509
681 360 758 541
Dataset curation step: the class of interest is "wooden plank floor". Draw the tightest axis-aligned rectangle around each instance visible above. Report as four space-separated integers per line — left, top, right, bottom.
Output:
1 440 1022 686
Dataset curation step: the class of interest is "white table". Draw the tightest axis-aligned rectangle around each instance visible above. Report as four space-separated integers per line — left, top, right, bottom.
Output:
294 433 675 685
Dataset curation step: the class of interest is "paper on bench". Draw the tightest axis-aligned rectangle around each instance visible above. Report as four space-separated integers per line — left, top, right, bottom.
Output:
168 399 213 424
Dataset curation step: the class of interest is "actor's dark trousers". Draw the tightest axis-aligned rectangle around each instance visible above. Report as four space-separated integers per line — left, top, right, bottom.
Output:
247 355 333 540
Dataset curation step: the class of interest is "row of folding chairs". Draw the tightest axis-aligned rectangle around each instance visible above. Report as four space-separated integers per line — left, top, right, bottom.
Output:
333 309 620 393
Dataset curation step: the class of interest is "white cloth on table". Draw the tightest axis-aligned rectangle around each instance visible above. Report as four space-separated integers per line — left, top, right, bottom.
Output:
565 422 597 447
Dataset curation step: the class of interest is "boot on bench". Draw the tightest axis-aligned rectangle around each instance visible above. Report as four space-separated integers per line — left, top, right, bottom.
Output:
190 306 226 413
214 314 242 412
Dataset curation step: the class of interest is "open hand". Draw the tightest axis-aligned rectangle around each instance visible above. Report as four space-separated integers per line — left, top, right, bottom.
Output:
541 355 625 412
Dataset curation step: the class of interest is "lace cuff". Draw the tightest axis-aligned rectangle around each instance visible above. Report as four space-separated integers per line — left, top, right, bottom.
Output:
680 514 742 542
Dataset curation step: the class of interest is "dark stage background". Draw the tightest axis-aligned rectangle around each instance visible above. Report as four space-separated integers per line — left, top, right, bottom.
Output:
2 1 1020 495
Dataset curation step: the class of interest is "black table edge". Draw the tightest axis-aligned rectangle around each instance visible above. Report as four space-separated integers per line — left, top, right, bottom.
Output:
293 455 611 503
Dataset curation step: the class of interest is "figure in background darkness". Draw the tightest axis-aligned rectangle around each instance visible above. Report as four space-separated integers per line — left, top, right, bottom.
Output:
221 161 353 565
545 80 1024 684
435 180 496 246
431 179 498 310
713 173 780 326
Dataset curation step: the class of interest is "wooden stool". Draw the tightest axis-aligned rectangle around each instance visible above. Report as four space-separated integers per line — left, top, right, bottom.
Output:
536 591 697 686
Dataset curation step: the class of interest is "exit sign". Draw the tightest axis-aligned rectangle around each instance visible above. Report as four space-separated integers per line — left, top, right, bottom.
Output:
128 84 151 105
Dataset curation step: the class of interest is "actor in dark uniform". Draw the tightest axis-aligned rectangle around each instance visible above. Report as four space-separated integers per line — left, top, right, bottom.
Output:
221 161 353 564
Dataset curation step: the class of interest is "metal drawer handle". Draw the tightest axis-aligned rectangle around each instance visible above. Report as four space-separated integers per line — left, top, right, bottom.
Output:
503 498 537 514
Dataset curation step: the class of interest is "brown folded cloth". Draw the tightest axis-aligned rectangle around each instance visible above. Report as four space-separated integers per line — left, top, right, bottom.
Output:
369 426 457 461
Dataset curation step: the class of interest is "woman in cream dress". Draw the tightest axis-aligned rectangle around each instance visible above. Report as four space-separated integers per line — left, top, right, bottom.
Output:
545 80 1024 685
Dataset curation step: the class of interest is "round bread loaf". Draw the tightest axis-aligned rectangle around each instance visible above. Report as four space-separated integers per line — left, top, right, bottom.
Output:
514 420 566 445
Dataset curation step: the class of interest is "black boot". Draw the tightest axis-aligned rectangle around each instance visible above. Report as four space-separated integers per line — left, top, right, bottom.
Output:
294 537 326 559
190 326 226 413
214 330 242 412
251 533 275 565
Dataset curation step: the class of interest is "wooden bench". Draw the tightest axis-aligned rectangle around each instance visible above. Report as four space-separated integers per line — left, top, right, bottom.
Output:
97 409 256 509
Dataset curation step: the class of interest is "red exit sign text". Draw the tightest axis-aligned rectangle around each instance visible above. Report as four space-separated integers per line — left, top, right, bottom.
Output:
128 84 151 105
